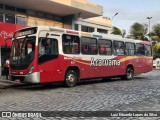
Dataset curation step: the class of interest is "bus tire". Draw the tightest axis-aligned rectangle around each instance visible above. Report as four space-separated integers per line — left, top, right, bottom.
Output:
65 70 77 87
122 67 134 80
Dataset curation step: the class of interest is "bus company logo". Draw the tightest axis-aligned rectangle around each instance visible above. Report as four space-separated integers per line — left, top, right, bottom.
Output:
2 112 11 118
0 31 13 39
90 57 120 66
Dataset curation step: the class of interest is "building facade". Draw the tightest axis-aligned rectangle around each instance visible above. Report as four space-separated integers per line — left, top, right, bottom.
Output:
0 0 112 76
74 16 112 34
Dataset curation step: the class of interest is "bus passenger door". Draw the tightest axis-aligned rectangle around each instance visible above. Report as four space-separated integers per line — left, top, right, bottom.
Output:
38 31 62 83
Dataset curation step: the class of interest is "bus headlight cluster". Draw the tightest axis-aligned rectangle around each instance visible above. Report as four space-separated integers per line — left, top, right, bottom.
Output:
27 66 35 74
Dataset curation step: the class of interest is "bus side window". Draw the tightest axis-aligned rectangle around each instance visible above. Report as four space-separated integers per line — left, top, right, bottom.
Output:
81 45 88 54
113 41 124 55
136 43 145 56
81 37 97 55
62 34 80 54
98 39 112 55
144 44 151 56
90 44 97 54
99 45 105 54
38 37 58 64
125 42 135 56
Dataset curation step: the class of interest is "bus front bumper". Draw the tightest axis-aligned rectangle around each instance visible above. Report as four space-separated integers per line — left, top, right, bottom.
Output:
10 72 40 83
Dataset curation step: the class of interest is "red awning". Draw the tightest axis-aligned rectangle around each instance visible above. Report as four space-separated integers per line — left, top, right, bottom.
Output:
0 22 26 46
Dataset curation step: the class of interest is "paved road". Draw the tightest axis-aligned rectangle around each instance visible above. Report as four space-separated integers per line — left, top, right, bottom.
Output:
0 70 160 120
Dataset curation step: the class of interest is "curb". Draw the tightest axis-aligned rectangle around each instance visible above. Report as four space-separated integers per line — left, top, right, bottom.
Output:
0 76 19 88
0 85 6 89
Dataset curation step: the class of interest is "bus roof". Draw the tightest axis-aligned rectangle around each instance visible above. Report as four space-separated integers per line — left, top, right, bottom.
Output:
15 26 152 45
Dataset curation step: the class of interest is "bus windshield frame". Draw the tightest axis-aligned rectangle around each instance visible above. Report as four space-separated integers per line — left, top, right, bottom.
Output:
10 36 36 70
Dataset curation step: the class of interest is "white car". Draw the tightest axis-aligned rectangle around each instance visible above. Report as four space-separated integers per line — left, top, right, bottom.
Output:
153 60 156 68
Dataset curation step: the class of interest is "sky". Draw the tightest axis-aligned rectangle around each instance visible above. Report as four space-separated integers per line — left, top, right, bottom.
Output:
89 0 160 35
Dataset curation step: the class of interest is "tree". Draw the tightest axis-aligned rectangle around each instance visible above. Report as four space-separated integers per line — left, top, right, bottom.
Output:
130 22 148 40
151 24 160 40
150 24 160 59
111 26 122 36
153 42 160 59
152 35 160 41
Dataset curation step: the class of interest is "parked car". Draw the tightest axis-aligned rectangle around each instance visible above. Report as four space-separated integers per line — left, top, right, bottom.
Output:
153 60 156 68
153 58 160 69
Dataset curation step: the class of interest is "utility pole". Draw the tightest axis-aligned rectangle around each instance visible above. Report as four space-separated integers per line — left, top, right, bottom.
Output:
146 17 152 39
112 13 118 20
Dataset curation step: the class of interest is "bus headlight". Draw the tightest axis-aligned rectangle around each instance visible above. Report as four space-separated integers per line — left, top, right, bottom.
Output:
27 66 35 74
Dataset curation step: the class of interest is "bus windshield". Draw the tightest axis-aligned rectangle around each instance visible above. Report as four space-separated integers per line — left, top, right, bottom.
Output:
10 36 36 70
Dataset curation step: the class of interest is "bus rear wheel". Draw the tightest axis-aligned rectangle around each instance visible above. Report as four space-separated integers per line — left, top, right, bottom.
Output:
65 70 77 87
122 67 134 80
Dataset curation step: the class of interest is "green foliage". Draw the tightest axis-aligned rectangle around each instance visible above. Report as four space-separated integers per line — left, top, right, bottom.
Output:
152 36 160 41
152 24 160 38
128 22 160 58
111 26 122 36
130 22 147 40
151 24 160 58
153 42 160 59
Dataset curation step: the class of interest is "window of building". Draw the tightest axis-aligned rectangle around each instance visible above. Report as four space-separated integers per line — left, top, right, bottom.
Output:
54 16 62 22
125 42 135 56
27 10 36 16
97 28 108 34
82 26 94 32
81 37 98 55
5 5 15 11
145 45 152 56
0 13 3 22
16 8 26 13
5 14 15 24
37 12 45 18
75 24 78 31
62 34 80 54
98 39 112 55
16 16 26 25
136 43 145 56
46 14 53 20
113 41 125 55
0 4 3 9
38 38 58 64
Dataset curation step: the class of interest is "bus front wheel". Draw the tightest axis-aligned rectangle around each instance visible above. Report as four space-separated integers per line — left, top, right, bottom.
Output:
65 70 77 87
122 67 134 80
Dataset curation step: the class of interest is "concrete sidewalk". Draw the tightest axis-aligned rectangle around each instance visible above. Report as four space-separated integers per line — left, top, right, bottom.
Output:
0 76 20 89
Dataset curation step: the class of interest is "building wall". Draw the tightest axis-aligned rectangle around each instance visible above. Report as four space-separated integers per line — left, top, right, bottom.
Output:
27 16 63 28
52 0 103 17
74 16 112 34
0 3 64 28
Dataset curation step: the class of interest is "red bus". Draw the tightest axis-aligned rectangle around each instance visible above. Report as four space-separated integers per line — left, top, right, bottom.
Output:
9 26 153 87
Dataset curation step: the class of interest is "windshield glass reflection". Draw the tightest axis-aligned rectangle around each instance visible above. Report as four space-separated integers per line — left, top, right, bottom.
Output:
10 36 35 70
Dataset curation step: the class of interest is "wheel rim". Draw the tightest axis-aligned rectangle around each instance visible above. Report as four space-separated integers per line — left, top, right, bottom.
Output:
66 73 76 83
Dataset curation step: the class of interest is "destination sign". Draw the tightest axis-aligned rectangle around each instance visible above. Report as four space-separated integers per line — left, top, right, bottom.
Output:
14 27 37 38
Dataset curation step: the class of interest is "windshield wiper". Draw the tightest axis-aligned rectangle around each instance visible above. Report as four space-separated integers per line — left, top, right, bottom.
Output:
20 35 28 58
